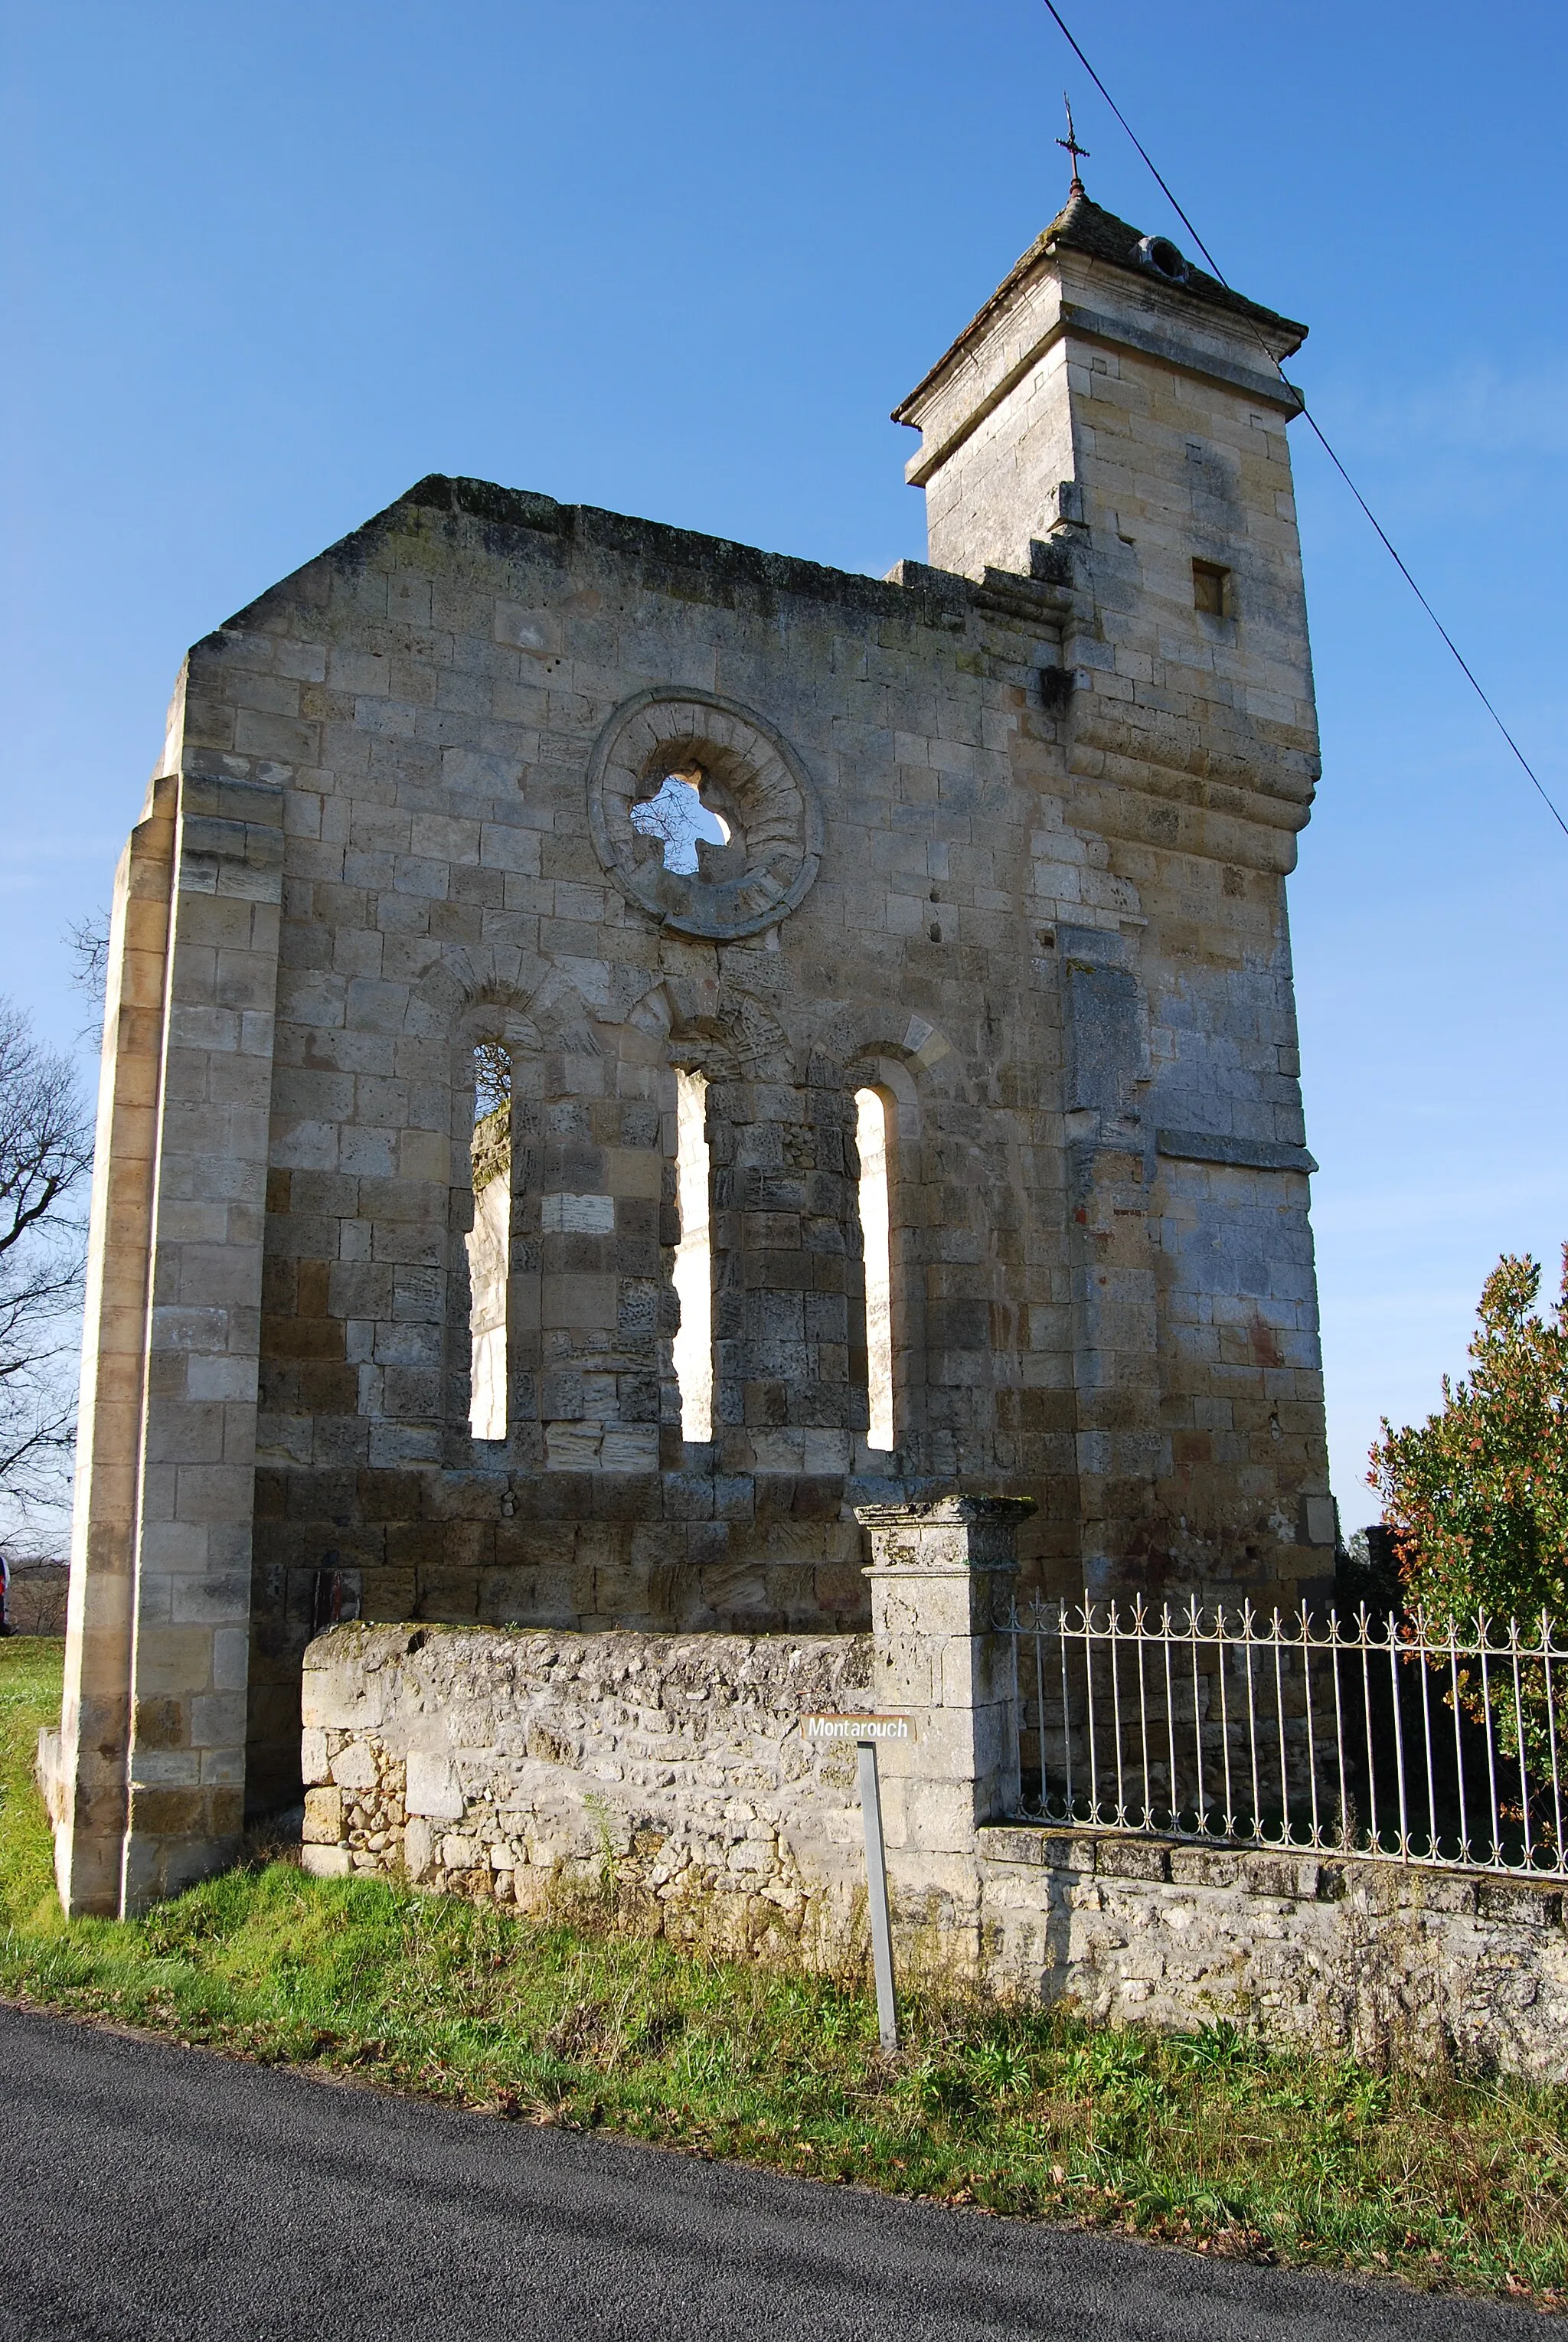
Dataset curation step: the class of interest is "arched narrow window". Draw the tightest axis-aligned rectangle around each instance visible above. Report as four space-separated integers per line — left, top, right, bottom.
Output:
468 1042 511 1441
855 1086 894 1450
671 1066 714 1442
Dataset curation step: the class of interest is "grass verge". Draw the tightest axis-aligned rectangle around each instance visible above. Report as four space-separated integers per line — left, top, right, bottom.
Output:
3 1637 1566 2310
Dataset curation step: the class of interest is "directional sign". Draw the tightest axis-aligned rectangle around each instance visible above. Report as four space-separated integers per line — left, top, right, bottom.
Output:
801 1713 915 1743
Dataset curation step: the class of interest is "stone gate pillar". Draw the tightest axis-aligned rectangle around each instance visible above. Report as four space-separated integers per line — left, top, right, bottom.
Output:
856 1495 1034 1952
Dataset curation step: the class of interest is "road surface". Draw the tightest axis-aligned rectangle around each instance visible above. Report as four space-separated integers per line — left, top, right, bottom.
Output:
0 2003 1537 2339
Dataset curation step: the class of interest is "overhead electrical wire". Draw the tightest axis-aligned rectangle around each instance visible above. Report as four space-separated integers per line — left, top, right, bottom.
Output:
1040 0 1568 846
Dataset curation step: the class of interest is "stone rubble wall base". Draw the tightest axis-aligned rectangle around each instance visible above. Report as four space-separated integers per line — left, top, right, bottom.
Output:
296 1494 1568 2084
299 1622 877 1964
299 1609 1568 2082
980 1827 1568 2084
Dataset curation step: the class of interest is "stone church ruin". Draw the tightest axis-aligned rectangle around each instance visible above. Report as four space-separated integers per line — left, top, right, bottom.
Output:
47 182 1334 1919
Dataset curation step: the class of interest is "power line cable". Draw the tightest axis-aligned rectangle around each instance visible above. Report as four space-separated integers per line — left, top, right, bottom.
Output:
1040 0 1568 845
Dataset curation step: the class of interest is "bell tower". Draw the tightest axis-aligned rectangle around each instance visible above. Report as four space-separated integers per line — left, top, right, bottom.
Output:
893 181 1309 598
895 178 1334 1598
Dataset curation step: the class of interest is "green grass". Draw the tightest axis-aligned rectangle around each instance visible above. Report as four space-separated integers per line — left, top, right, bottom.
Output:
3 1639 1566 2311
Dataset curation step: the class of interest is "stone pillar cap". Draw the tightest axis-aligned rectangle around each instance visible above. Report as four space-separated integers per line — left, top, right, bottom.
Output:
854 1494 1038 1530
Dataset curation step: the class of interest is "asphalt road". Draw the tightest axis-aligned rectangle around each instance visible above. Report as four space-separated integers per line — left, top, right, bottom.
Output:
0 2003 1538 2340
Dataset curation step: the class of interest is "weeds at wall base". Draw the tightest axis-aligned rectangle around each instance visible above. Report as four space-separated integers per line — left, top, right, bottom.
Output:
5 1641 1568 2314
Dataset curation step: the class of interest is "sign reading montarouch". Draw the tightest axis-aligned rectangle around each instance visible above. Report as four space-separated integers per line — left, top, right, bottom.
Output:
801 1713 916 1743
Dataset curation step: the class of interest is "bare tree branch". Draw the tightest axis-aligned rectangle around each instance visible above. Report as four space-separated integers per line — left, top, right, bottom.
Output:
0 998 93 1528
0 1004 94 1253
66 910 110 1051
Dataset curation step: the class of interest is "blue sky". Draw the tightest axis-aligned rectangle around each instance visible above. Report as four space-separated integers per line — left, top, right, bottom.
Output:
3 0 1564 1531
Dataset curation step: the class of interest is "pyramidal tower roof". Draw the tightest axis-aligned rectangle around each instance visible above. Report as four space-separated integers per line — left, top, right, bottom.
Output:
893 186 1307 424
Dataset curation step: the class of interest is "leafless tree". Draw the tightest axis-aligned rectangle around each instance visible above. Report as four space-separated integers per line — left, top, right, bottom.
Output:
0 1000 94 1528
67 910 110 1050
472 1039 512 1121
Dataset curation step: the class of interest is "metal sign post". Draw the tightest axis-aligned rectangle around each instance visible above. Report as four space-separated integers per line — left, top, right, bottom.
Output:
856 1737 899 2055
802 1713 910 2055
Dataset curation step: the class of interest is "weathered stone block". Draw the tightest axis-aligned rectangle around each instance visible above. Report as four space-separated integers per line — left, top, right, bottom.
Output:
302 1786 342 1844
1242 1854 1312 1903
1098 1839 1171 1883
300 1844 352 1879
977 1825 1051 1868
1478 1880 1563 1928
328 1740 378 1792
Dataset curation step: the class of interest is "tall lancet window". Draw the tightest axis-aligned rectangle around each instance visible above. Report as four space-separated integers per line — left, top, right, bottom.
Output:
671 1067 714 1442
467 1042 511 1442
855 1086 894 1450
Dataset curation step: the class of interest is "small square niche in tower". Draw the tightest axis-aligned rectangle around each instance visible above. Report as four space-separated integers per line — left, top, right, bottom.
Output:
1193 558 1231 617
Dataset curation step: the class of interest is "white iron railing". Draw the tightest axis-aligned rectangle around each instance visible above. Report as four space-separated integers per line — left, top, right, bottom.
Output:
1001 1596 1568 1882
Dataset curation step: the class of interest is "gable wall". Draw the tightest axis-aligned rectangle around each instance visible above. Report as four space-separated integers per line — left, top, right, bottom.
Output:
181 491 1092 1805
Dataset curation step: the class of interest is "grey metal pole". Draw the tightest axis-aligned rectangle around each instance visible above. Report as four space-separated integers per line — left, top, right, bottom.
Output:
856 1739 898 2053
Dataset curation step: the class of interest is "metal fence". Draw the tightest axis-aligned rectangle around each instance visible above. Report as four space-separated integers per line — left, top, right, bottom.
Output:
1002 1595 1568 1883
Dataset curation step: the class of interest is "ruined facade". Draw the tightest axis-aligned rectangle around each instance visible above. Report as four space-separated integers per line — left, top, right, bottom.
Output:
49 187 1334 1915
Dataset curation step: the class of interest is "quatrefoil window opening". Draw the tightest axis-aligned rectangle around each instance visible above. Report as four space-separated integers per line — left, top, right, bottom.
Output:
586 686 823 941
629 764 732 875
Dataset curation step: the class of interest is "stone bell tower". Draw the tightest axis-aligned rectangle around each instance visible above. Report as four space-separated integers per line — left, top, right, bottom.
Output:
894 176 1333 1592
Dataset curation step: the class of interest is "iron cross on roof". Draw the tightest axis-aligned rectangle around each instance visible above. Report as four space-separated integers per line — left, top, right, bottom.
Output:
1056 94 1089 194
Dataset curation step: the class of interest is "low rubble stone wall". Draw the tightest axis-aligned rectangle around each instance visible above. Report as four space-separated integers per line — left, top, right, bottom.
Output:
296 1506 1568 2083
300 1622 875 1958
980 1828 1568 2082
